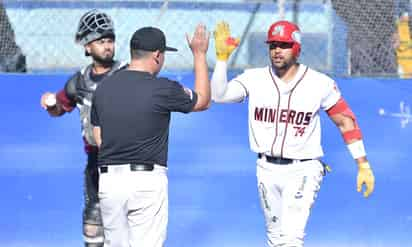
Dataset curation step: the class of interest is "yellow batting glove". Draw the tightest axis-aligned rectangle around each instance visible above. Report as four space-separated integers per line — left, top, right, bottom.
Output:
356 161 375 198
213 21 240 61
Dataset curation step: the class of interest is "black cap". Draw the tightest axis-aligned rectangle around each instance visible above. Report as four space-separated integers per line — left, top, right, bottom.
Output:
130 27 178 52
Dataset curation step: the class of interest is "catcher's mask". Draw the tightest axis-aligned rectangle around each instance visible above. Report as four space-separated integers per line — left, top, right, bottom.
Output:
266 20 301 57
75 9 115 47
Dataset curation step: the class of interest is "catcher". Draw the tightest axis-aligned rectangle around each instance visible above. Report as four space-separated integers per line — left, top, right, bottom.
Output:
40 9 126 247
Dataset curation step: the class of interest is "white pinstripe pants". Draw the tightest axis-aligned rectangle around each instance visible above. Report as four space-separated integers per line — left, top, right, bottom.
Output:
256 158 324 247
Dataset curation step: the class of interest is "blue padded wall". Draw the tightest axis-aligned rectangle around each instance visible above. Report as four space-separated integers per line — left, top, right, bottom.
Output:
1 72 411 247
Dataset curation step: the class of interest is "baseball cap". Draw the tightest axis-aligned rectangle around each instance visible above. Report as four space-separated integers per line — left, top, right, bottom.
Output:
130 26 178 52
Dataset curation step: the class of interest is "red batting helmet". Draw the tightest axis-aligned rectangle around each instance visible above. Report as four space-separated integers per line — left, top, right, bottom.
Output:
266 20 301 57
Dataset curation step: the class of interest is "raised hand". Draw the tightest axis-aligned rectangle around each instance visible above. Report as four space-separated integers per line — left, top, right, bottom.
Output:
213 21 240 61
186 23 210 55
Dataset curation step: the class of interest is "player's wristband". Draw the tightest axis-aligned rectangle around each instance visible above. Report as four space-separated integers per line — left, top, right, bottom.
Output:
347 140 366 159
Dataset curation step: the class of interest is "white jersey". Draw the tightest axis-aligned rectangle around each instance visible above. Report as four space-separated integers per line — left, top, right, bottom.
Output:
213 63 340 159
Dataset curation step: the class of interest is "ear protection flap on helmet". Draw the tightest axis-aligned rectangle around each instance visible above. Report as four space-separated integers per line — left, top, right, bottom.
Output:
292 42 301 57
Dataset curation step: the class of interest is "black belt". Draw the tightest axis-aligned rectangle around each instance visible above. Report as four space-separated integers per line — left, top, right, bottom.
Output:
99 164 154 173
258 153 312 165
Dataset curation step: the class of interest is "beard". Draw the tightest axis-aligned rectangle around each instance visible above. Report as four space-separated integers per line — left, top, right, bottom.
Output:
271 57 296 71
91 50 115 67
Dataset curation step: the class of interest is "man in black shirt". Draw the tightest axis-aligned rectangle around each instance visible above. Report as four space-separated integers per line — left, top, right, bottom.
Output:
91 24 210 246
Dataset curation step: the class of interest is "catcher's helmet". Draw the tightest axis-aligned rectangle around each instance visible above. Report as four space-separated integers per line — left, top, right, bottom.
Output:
266 20 301 57
75 9 115 45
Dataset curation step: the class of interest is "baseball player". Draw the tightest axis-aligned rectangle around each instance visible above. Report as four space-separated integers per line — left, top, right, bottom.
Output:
211 20 375 246
40 10 126 247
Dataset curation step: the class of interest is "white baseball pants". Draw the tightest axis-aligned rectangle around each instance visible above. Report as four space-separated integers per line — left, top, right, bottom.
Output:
98 164 168 247
256 157 324 247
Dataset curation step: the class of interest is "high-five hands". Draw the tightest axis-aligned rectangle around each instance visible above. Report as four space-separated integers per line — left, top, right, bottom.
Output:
213 21 240 61
186 23 210 55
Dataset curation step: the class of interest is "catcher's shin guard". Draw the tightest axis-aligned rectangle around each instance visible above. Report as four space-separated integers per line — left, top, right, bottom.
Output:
83 152 104 246
83 203 104 246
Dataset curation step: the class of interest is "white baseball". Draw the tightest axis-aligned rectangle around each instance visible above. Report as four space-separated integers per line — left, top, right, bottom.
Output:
45 94 57 107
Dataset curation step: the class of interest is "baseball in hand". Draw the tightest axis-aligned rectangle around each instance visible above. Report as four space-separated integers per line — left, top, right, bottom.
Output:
45 94 57 107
